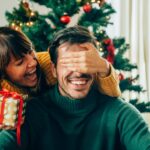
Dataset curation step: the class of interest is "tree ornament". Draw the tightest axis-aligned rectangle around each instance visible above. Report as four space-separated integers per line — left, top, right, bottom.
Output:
107 44 115 54
83 3 92 13
76 0 81 3
22 1 29 9
118 73 124 80
60 14 71 24
106 54 114 64
104 38 112 45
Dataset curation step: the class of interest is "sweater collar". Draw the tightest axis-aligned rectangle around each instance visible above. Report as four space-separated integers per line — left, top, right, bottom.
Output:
48 84 98 115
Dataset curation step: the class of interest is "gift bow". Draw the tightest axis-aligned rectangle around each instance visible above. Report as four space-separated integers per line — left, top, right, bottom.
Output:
0 89 24 145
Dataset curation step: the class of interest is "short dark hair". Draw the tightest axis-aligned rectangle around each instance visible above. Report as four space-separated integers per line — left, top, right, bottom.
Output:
49 25 97 65
0 27 34 77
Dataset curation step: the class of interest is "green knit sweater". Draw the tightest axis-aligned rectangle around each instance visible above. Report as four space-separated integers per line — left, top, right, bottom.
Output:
0 85 150 150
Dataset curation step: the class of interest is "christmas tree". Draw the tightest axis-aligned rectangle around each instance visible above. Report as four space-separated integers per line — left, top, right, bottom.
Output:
5 0 150 112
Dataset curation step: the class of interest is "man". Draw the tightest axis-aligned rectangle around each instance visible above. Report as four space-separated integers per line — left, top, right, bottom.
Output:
0 25 150 150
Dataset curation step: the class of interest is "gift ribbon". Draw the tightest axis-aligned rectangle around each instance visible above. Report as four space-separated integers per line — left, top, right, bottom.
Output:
0 89 24 145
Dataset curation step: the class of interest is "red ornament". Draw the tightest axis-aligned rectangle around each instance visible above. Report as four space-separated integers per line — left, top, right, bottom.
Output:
107 44 115 54
83 3 92 13
118 73 124 80
60 14 71 24
103 38 112 45
106 54 114 64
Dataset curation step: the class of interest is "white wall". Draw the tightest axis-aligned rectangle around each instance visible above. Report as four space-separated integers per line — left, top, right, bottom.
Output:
0 0 18 26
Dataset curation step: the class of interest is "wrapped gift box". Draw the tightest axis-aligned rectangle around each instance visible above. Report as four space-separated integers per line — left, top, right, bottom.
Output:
0 89 26 145
0 96 26 127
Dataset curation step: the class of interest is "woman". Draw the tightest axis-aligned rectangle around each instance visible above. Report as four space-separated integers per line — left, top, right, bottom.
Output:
0 26 121 128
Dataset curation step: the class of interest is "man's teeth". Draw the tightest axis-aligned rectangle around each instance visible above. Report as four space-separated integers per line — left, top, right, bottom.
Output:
70 80 87 85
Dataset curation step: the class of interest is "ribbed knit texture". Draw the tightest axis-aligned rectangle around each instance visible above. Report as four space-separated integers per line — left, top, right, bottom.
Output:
0 52 121 97
36 52 57 86
0 85 150 150
96 64 121 97
48 85 97 115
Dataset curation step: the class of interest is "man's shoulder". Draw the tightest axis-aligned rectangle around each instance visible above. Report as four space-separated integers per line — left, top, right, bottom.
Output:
95 90 138 114
94 89 120 103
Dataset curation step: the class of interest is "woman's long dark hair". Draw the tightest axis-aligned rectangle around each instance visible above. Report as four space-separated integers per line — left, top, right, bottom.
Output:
0 27 48 95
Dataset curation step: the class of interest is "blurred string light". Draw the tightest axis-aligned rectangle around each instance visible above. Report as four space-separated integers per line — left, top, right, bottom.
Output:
10 0 36 30
96 41 104 51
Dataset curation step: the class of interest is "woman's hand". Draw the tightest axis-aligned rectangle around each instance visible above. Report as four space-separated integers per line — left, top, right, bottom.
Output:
60 43 110 77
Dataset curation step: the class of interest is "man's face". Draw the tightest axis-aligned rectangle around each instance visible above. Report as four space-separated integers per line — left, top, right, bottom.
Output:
52 42 95 99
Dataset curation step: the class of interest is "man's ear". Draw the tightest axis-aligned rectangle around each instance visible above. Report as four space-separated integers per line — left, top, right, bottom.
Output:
51 63 57 78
